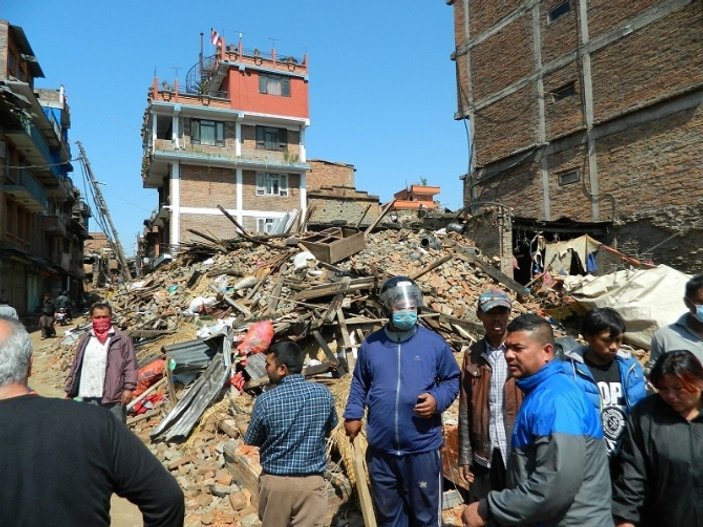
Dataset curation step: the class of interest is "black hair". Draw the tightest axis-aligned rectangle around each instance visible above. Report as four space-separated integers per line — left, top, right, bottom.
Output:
507 313 554 345
686 274 703 299
581 307 625 338
90 302 113 317
650 350 703 392
267 339 304 374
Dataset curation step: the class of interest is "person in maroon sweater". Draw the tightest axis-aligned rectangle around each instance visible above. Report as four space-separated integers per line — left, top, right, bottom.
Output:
0 315 184 527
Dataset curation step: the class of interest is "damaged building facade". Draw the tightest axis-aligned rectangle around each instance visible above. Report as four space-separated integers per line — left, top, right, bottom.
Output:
0 20 89 318
140 36 310 263
449 0 703 274
306 159 381 227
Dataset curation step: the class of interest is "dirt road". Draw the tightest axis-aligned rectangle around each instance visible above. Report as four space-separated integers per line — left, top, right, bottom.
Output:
28 323 144 526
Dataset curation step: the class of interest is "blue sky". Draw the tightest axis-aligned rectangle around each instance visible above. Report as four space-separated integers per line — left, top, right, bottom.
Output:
7 1 469 256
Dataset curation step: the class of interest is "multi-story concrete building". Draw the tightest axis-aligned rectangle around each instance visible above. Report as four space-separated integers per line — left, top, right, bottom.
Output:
140 35 310 261
450 1 703 272
0 20 88 317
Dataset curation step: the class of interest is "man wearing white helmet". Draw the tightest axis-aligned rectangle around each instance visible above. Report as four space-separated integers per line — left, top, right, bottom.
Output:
344 276 460 526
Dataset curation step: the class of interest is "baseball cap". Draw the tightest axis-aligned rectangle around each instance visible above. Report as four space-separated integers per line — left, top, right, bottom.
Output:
478 289 512 312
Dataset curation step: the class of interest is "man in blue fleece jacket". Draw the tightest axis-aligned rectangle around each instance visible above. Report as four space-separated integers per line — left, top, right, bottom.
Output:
462 313 611 527
344 276 460 527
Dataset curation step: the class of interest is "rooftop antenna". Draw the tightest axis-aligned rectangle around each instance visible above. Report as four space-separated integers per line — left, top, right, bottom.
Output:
267 36 278 53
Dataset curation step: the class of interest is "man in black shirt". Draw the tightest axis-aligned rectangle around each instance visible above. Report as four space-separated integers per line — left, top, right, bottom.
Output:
0 315 184 527
561 308 647 457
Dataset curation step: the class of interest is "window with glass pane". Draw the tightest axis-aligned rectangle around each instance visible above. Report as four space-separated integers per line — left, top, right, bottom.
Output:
256 173 289 196
257 218 276 233
256 126 288 150
259 74 290 97
192 119 224 145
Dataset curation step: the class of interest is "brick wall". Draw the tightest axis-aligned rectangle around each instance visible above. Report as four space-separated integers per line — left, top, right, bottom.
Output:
464 206 514 275
472 14 534 101
180 215 240 243
242 170 300 211
180 165 236 208
470 1 524 37
540 0 579 65
614 199 703 273
596 102 703 216
452 0 467 46
591 5 703 123
544 61 584 139
545 142 589 220
473 158 542 218
308 197 379 226
474 85 538 165
588 0 660 38
307 160 355 190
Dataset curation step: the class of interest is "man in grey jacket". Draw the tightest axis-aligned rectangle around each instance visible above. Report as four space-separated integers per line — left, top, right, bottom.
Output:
462 314 611 527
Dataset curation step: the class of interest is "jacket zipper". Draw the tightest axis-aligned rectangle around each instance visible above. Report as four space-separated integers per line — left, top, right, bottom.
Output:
394 342 401 454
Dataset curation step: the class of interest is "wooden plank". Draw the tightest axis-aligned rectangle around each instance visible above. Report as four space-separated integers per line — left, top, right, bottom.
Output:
409 255 453 280
438 313 485 335
453 246 526 295
353 441 377 527
165 362 178 407
210 283 252 317
312 330 346 375
126 377 167 412
321 277 351 324
336 307 353 351
364 199 396 237
293 277 375 301
355 203 373 228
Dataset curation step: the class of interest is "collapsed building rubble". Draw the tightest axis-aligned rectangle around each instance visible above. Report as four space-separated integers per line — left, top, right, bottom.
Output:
47 224 650 526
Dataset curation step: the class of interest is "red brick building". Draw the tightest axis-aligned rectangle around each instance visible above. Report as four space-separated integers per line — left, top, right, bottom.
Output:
449 1 703 271
140 35 310 261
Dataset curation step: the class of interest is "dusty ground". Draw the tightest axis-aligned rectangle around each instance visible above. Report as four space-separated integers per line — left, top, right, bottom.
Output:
28 321 144 526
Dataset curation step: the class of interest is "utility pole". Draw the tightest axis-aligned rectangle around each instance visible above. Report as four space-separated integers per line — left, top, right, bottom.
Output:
75 141 131 283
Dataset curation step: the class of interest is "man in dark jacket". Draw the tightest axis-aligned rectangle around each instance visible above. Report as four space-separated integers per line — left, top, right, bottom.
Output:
463 314 611 527
0 315 184 527
344 276 460 527
65 302 137 423
458 289 523 502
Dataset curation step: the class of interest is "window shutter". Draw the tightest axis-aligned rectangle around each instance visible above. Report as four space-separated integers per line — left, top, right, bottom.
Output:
192 119 200 143
216 122 224 145
256 174 265 195
259 75 267 94
282 77 290 96
280 174 289 197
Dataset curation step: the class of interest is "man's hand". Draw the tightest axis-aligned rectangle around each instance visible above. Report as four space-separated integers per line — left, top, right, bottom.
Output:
459 464 475 486
462 502 487 527
121 390 134 406
344 419 362 443
414 393 437 419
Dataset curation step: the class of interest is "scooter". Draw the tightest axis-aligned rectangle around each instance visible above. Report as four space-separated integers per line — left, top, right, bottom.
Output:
56 307 72 326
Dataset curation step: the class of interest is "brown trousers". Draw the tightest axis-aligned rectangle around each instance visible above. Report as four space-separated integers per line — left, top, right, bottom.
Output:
258 474 327 527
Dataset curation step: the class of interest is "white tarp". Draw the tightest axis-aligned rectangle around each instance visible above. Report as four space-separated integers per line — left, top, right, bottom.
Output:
563 265 691 350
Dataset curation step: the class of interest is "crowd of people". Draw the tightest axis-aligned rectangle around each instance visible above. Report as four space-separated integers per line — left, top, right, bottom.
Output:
2 273 702 527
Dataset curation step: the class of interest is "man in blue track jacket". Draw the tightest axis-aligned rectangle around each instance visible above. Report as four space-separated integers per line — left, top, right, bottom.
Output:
462 313 611 527
344 276 460 527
